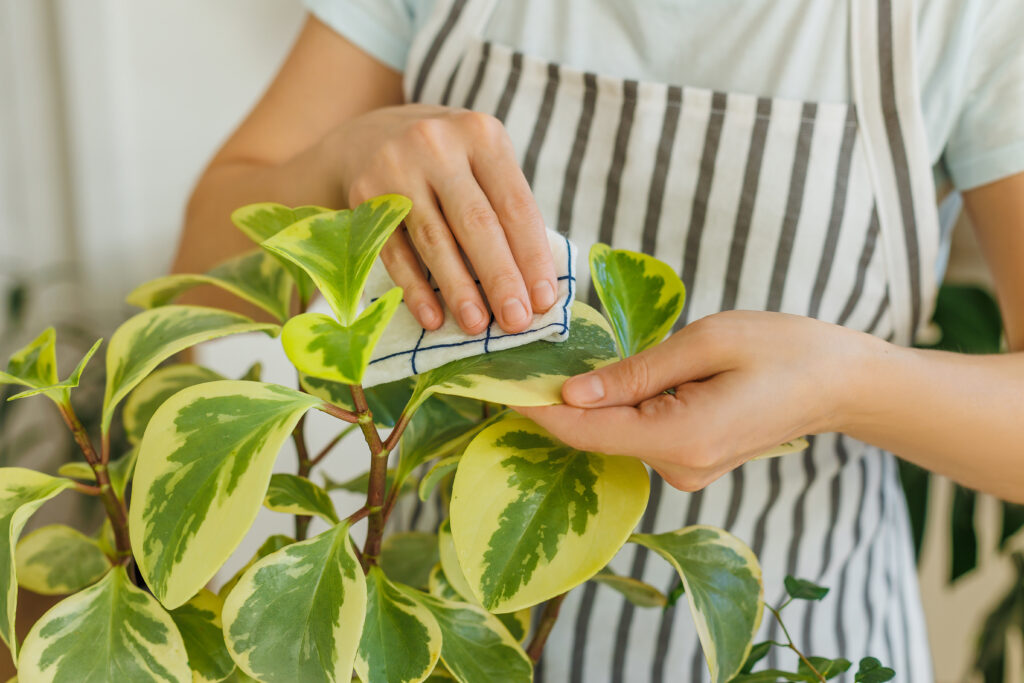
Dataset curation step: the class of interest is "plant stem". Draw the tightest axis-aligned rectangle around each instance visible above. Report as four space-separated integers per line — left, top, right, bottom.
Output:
293 415 313 541
319 401 360 423
526 593 567 663
767 605 825 682
310 424 358 467
71 481 102 496
382 409 414 453
57 404 131 561
351 385 388 565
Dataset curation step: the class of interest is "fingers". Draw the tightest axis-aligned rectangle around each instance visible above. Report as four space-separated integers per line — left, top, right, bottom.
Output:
378 229 443 330
561 317 733 408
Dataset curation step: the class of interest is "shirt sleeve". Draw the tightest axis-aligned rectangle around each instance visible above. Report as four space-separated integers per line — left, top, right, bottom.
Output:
304 0 417 72
941 0 1024 190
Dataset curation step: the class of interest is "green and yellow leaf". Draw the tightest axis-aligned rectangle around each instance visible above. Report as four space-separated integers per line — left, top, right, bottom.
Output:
451 417 649 612
123 365 225 444
102 306 279 434
282 287 402 385
222 525 366 683
631 526 764 683
263 474 339 524
356 567 442 683
0 468 73 658
169 589 236 683
437 520 477 606
589 244 685 357
217 535 293 600
380 532 439 590
56 448 137 501
2 330 102 405
14 525 110 596
418 456 462 503
260 195 411 325
396 396 484 484
130 380 320 608
300 375 413 429
408 302 618 411
426 562 532 642
401 588 532 683
126 250 293 323
591 567 668 608
17 566 190 682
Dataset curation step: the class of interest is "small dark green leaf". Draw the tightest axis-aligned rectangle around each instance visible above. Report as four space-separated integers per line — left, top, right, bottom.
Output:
381 532 440 590
783 576 829 602
950 485 978 581
855 657 896 682
739 641 772 674
799 656 850 679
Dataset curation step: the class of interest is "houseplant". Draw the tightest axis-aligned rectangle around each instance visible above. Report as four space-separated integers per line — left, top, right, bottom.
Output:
0 195 891 682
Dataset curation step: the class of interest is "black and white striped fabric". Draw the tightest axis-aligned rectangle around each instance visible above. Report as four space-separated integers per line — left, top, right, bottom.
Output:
400 0 938 680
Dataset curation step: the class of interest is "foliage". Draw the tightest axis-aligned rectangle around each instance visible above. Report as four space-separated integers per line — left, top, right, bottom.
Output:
0 195 889 682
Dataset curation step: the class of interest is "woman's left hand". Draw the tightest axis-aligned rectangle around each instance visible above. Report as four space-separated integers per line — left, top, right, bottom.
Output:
516 311 873 492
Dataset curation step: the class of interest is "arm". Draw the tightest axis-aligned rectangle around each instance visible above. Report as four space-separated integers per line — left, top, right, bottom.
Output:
519 172 1024 504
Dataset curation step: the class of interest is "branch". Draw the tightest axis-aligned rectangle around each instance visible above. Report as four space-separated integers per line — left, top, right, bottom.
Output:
383 409 414 453
526 593 567 663
319 401 360 423
351 385 389 565
293 415 313 541
767 605 825 682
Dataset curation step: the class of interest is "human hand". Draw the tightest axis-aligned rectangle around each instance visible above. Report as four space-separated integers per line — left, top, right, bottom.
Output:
332 104 556 334
516 311 872 491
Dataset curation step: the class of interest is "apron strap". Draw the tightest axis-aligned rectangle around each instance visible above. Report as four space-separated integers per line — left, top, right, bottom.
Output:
850 0 940 345
404 0 499 103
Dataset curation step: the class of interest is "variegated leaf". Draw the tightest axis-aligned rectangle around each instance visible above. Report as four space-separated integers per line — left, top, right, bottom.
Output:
56 448 137 501
355 567 442 683
631 526 764 683
380 532 439 590
450 417 650 612
122 364 225 444
217 535 293 600
589 244 685 357
130 380 320 608
591 567 667 608
428 566 532 644
231 203 330 306
408 302 618 411
263 474 339 524
418 455 462 502
126 250 293 323
401 588 532 683
437 520 477 605
14 525 110 596
17 566 190 682
300 374 413 428
1 330 101 405
169 589 236 683
260 195 412 325
222 525 366 683
395 395 483 484
0 469 74 658
102 306 279 434
282 287 402 385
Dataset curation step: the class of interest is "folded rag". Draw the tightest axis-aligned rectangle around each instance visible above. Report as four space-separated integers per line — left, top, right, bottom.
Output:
361 229 577 387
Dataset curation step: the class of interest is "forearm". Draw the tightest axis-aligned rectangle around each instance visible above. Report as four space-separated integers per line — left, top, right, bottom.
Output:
840 336 1024 503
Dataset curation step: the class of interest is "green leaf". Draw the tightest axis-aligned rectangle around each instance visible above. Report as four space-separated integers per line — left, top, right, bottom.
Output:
897 460 929 560
14 525 110 596
231 203 330 306
380 532 439 590
921 284 1003 354
409 301 619 412
783 575 829 602
126 249 293 323
951 485 979 581
300 374 413 428
451 417 650 612
397 396 486 484
1001 501 1024 548
218 535 294 600
738 641 772 675
263 473 339 524
282 288 402 385
0 468 74 658
589 244 686 357
419 456 462 502
323 469 414 498
130 380 320 608
222 524 366 683
591 567 668 608
401 588 532 683
239 362 263 382
800 657 851 679
260 195 411 325
56 448 137 502
17 566 190 682
855 657 896 682
356 567 442 683
426 563 531 643
1 330 102 405
122 364 226 444
169 589 236 683
632 526 764 683
102 305 279 434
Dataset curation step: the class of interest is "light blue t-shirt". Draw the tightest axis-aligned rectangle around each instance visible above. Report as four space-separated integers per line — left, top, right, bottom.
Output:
306 0 1024 192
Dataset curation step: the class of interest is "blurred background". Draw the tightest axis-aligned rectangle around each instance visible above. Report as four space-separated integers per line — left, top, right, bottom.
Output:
0 1 1021 680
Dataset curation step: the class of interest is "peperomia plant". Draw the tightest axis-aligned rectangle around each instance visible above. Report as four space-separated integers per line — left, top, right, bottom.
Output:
0 195 892 683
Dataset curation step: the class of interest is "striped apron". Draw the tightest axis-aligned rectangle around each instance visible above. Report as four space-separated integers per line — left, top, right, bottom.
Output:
401 1 939 680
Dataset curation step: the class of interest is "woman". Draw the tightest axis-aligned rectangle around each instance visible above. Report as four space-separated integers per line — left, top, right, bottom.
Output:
175 1 1024 680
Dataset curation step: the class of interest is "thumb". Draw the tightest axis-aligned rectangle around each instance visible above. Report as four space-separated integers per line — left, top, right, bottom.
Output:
561 326 723 407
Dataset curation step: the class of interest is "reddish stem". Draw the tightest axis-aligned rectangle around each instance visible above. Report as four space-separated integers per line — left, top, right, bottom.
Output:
527 593 567 663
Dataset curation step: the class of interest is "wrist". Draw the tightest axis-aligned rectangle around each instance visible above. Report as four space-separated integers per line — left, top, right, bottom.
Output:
826 327 902 436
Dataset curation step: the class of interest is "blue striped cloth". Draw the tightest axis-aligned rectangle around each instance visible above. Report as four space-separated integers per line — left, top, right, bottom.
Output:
361 230 577 387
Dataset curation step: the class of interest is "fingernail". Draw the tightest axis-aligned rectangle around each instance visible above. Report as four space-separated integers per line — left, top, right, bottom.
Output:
502 298 529 327
417 304 440 329
460 301 485 329
532 280 556 310
565 374 604 406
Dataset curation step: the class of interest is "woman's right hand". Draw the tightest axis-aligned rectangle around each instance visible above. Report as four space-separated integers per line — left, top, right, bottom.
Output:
329 104 557 334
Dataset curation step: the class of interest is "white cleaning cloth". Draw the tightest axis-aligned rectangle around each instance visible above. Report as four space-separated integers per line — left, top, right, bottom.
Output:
361 230 577 387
